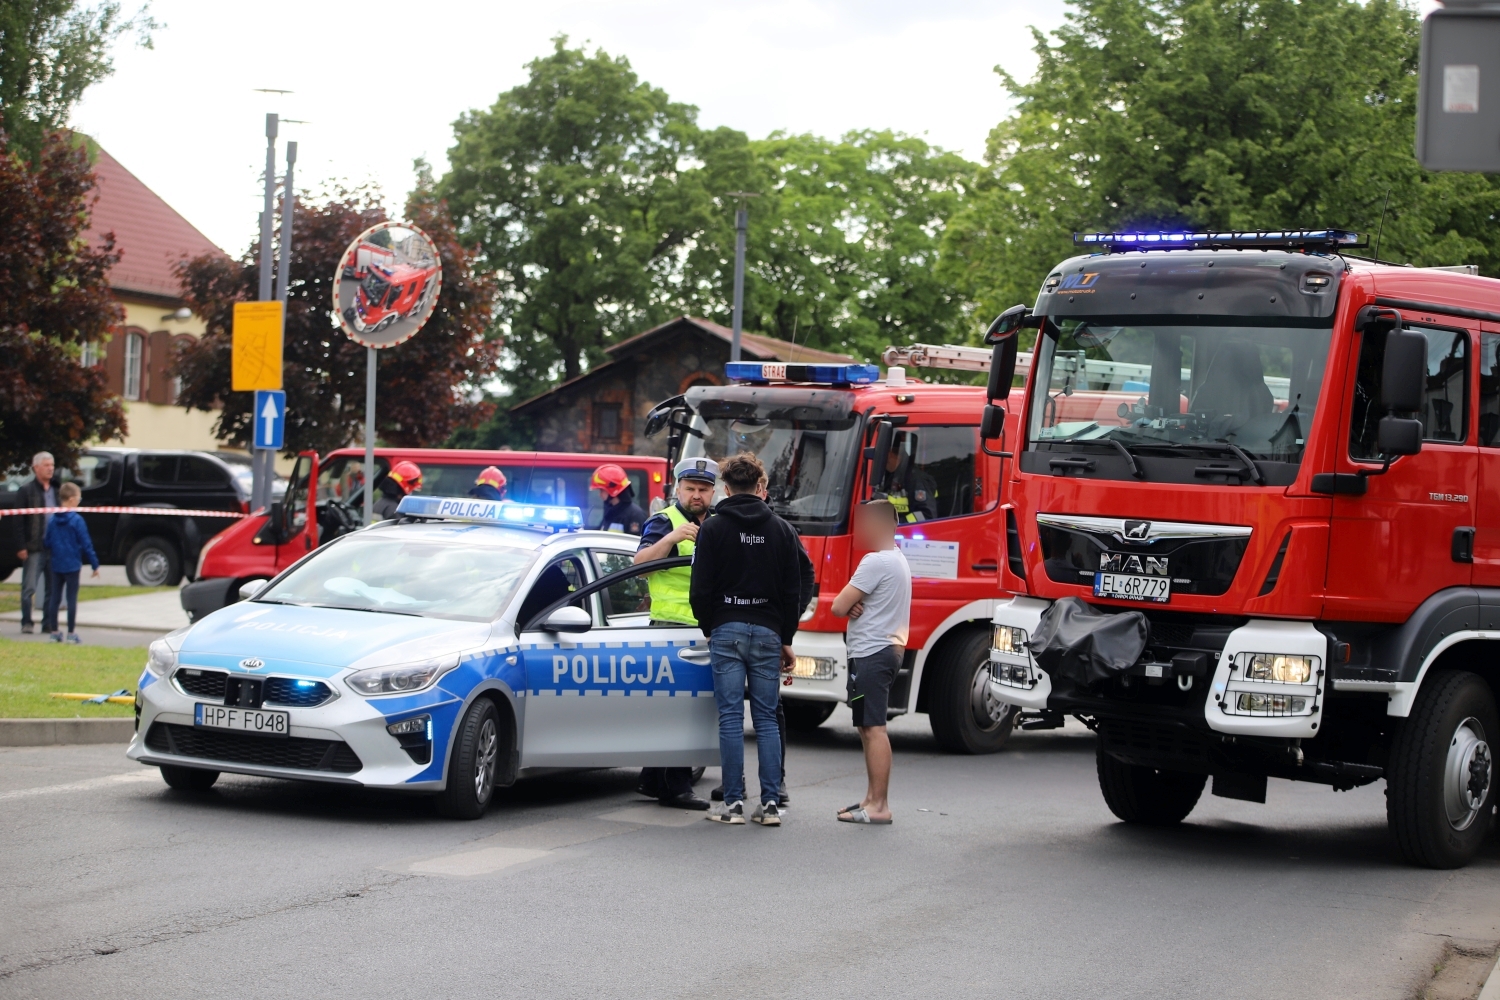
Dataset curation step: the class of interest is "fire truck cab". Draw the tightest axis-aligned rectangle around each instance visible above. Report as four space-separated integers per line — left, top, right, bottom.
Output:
985 229 1498 867
647 359 1025 753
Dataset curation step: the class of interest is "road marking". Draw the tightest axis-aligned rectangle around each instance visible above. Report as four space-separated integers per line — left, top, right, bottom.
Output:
598 803 705 827
408 847 550 877
0 771 158 802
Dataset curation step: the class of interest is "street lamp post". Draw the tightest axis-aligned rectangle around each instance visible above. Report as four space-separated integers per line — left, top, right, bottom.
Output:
726 192 759 363
252 114 278 511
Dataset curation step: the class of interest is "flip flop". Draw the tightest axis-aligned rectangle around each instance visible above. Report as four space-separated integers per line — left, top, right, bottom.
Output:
839 802 864 814
837 807 892 825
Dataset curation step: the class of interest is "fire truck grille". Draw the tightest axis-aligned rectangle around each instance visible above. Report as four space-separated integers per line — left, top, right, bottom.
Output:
1099 718 1212 772
1038 523 1249 596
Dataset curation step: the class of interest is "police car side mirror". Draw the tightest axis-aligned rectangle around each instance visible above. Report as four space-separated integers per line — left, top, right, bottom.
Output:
542 605 592 634
238 579 267 602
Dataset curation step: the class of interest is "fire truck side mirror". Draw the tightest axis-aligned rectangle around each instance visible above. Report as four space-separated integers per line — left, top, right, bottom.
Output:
980 404 1006 440
1380 329 1426 413
1377 416 1423 456
864 420 894 464
986 336 1019 401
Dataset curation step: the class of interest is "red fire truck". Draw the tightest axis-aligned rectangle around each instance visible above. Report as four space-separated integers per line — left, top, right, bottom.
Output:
645 359 1026 752
983 228 1497 867
180 448 668 621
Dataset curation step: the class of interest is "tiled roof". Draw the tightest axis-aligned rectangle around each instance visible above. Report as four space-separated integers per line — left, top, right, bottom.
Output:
82 140 225 301
606 316 857 365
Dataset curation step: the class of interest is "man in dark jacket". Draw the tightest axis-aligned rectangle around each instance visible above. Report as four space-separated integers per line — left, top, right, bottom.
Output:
690 452 801 826
14 451 57 634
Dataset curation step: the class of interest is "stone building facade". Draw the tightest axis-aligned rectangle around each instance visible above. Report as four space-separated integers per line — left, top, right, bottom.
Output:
512 316 855 457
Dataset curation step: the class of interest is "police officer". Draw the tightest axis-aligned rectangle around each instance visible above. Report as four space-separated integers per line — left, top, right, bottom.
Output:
468 466 507 501
590 464 646 534
373 461 422 520
883 433 938 522
631 457 718 809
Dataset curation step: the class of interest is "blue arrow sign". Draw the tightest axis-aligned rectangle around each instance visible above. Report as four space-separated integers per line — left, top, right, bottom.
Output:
253 389 286 450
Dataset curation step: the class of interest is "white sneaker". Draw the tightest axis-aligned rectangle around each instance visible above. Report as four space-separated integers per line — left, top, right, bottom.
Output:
706 800 745 824
752 802 781 827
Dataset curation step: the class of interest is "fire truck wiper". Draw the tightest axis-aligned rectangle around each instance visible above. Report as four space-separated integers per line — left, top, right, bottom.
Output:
1063 437 1146 480
1202 440 1266 485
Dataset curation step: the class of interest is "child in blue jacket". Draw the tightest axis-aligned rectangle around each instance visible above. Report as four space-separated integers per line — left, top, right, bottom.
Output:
43 482 99 643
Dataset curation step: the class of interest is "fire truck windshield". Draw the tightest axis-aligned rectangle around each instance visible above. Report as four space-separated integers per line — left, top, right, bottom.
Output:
681 388 862 534
1028 319 1332 483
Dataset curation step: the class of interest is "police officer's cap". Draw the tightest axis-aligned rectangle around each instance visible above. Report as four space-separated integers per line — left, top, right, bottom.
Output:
674 457 718 484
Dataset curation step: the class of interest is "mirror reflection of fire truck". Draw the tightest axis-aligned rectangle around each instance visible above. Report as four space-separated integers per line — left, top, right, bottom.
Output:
646 353 1026 753
982 228 1499 868
340 240 440 334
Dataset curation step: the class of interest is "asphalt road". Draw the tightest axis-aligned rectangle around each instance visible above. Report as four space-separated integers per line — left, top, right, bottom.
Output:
3 712 1498 1000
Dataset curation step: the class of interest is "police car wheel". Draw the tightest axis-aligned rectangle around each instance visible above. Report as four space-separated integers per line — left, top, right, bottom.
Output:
159 765 219 792
1388 669 1498 869
690 767 706 784
928 628 1016 754
437 698 501 820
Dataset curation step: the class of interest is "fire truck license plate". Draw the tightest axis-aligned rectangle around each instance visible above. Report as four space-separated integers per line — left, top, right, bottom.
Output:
1093 572 1170 603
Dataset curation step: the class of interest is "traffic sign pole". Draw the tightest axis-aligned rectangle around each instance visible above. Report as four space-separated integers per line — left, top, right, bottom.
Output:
364 346 375 526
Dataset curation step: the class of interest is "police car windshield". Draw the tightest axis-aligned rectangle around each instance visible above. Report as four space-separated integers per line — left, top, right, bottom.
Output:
1030 319 1332 469
682 413 861 532
258 531 540 622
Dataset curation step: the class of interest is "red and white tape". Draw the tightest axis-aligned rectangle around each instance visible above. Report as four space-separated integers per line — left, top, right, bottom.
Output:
0 506 247 519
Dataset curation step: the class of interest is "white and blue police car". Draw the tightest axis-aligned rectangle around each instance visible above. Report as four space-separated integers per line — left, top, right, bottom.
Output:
127 496 718 817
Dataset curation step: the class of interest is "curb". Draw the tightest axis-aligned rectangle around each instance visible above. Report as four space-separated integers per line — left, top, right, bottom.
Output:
0 718 135 747
1481 953 1500 1000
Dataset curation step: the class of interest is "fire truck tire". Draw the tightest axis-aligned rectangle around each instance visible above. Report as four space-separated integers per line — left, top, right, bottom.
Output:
783 698 836 732
126 536 182 587
1386 669 1497 869
1096 742 1206 825
927 628 1017 754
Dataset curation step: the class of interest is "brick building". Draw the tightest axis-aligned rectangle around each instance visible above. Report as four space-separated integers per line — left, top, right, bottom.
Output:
512 316 855 456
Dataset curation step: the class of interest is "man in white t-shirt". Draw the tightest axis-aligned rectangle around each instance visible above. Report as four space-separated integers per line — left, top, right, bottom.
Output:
831 499 912 824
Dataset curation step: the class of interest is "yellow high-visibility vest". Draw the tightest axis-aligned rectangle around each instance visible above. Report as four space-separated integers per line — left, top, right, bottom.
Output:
647 504 696 625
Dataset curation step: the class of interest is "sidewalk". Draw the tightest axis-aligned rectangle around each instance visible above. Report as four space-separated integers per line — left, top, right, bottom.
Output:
1 588 188 634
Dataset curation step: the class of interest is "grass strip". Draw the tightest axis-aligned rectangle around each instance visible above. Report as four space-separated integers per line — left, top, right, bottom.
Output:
0 636 143 718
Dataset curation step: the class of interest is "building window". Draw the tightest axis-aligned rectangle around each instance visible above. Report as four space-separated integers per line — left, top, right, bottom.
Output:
123 332 144 400
594 403 621 442
80 341 100 368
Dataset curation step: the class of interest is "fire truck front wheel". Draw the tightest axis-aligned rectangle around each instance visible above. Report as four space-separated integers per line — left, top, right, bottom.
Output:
927 628 1016 754
1096 743 1206 826
783 698 836 732
1387 669 1497 869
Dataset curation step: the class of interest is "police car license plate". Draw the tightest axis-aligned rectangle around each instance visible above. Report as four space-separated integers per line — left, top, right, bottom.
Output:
1093 572 1170 603
194 703 289 736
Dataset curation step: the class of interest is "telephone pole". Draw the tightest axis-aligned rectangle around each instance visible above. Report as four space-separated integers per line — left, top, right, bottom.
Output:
726 192 759 362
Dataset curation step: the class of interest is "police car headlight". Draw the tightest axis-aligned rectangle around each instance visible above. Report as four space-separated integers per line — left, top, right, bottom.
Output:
345 655 460 696
145 639 178 677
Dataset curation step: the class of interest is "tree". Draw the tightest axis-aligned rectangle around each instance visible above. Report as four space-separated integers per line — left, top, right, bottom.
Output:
683 130 977 362
172 180 500 456
440 36 754 400
0 130 125 470
0 1 156 161
941 0 1500 322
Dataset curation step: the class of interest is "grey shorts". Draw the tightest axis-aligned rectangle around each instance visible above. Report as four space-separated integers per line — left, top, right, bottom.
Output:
847 645 902 728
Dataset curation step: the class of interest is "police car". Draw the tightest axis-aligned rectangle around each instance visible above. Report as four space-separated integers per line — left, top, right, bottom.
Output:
127 496 718 818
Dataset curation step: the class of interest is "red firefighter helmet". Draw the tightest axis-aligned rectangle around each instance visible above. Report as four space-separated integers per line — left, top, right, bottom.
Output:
477 466 507 490
388 460 423 494
590 463 631 498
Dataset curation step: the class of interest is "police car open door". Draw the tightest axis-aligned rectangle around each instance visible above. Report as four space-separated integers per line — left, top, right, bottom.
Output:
516 553 719 769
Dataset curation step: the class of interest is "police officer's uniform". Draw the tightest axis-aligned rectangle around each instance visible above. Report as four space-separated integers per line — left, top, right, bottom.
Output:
636 458 716 808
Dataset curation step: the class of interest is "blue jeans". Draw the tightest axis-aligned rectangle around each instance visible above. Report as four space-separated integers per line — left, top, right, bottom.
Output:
21 550 51 629
710 622 784 806
45 570 80 634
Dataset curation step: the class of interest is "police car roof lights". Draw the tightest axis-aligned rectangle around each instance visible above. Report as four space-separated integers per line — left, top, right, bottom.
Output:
394 495 584 531
1073 229 1365 253
725 361 881 386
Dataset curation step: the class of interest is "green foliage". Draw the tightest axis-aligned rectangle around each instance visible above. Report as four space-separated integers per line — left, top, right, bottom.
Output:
941 0 1500 321
0 0 156 161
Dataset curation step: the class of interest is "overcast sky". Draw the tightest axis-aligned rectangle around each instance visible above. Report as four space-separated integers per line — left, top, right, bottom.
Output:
70 0 1072 256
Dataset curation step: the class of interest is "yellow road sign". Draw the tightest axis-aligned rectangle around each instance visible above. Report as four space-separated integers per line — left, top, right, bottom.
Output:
232 301 284 391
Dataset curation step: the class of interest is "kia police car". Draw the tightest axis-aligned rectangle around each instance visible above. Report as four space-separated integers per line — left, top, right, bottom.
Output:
127 496 719 818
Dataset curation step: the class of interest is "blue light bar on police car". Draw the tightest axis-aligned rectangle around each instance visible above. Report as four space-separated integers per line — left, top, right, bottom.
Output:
725 362 881 385
1073 229 1364 252
394 495 583 531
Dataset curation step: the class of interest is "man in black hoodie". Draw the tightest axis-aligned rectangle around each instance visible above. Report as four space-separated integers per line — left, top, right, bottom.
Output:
690 452 802 827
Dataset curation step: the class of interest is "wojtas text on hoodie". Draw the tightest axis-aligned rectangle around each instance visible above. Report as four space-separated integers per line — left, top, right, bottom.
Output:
689 492 805 643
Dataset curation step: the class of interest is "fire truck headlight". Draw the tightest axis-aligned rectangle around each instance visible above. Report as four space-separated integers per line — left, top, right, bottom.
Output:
1236 693 1310 716
993 626 1028 656
1237 653 1316 684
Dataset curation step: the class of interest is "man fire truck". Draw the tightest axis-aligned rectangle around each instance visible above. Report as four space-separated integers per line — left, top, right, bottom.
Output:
982 228 1497 867
645 357 1025 753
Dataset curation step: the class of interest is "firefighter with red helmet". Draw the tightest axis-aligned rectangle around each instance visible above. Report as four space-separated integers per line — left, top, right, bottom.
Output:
468 466 508 502
590 463 646 535
373 460 422 520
